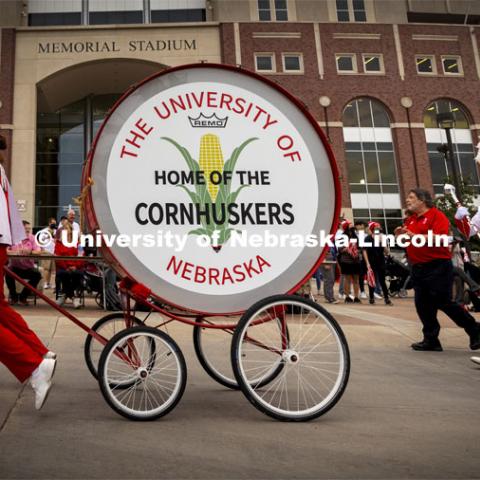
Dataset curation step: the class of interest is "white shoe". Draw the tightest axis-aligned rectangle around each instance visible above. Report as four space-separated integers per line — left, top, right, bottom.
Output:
43 283 51 290
338 294 346 300
56 295 65 306
44 351 57 360
31 359 56 410
73 297 81 309
360 292 367 299
374 292 382 300
471 356 480 365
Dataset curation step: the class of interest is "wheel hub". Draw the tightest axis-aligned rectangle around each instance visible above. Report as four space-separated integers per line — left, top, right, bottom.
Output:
282 349 300 364
138 367 148 379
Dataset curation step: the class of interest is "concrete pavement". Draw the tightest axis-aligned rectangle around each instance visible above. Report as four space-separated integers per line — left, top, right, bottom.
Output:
1 294 479 479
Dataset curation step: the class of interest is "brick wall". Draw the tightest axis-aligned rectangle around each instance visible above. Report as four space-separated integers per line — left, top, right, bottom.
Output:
0 28 15 176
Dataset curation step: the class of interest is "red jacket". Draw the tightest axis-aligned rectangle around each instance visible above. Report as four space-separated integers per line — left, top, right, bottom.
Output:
404 207 451 265
54 241 83 270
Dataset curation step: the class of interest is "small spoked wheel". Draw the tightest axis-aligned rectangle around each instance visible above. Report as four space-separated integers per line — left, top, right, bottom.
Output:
84 313 144 380
98 326 187 421
231 294 350 422
194 317 288 390
193 319 239 389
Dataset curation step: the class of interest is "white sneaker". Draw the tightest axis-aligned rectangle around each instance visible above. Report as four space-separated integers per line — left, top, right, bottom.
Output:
56 295 65 306
43 283 51 290
44 351 57 360
338 294 346 300
374 292 382 300
360 291 367 299
73 297 81 309
471 356 480 365
30 359 56 410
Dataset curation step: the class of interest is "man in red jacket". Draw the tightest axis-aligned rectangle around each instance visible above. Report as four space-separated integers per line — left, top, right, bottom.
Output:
397 188 480 351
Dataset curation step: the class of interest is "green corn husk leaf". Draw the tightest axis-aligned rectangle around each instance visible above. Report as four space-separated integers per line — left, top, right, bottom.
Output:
176 185 201 204
161 136 208 201
188 227 209 236
223 137 258 192
227 184 249 204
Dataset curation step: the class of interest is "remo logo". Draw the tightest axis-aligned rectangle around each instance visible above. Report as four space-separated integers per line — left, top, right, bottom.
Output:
87 64 340 313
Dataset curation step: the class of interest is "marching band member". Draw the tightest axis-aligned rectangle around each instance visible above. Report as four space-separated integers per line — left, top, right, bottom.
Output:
0 134 56 410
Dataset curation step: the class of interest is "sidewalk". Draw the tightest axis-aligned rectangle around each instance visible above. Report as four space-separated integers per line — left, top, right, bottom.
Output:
1 294 479 479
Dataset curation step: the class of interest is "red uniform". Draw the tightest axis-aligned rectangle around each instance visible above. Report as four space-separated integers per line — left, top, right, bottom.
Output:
404 207 451 264
0 169 48 382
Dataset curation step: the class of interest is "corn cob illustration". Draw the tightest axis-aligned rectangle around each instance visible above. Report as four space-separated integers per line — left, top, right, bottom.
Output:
199 133 224 202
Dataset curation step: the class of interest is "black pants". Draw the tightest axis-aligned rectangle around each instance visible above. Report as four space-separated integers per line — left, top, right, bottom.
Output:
56 269 83 298
5 266 42 301
368 264 389 301
412 259 478 342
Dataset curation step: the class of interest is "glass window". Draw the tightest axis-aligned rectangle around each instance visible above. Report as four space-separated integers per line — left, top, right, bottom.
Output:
342 103 357 127
346 151 365 184
343 99 400 232
151 8 205 22
416 55 436 74
442 56 462 75
35 94 120 229
353 0 366 21
282 54 302 72
28 0 82 26
336 0 349 21
424 99 479 193
363 54 383 73
336 54 357 73
258 0 271 20
255 54 275 72
275 0 288 20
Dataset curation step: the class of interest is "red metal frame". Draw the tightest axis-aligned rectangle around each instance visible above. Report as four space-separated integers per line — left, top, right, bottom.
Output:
5 265 283 358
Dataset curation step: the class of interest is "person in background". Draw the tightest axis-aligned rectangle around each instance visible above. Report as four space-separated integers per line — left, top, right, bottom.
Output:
337 221 362 303
38 217 57 290
67 209 81 236
54 221 83 309
396 188 480 351
0 134 56 410
320 247 339 304
6 220 42 306
363 221 392 306
312 267 322 296
335 220 349 300
354 220 368 300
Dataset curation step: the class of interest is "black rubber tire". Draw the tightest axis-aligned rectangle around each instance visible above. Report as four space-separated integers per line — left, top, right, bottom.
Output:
231 294 350 422
98 326 187 421
84 313 144 380
193 322 239 389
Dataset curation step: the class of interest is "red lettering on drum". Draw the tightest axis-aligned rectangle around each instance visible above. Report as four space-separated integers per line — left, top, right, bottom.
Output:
166 255 271 285
120 118 154 159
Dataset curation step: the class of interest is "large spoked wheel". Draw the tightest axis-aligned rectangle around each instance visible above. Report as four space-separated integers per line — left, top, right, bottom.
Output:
98 326 187 421
231 295 350 422
194 317 288 390
84 313 144 380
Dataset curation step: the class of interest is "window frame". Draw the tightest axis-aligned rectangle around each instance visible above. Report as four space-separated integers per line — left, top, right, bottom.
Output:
254 53 276 73
415 55 437 75
336 53 358 74
257 0 289 21
336 0 367 23
362 53 384 74
281 53 304 74
441 55 463 76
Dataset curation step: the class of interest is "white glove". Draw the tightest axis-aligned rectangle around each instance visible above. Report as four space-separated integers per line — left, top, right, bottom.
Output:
455 206 469 220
